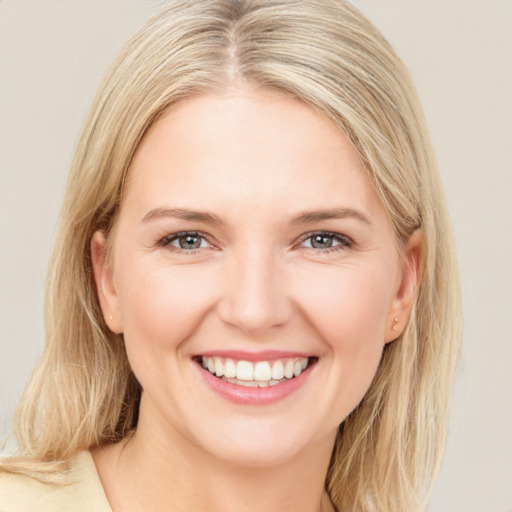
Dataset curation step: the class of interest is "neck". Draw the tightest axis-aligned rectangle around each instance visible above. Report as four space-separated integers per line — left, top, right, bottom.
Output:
93 403 337 512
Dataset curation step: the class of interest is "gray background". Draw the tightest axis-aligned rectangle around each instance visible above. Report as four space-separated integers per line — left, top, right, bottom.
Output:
1 1 511 510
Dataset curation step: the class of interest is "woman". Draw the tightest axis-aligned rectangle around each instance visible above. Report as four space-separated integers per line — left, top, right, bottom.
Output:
0 1 461 511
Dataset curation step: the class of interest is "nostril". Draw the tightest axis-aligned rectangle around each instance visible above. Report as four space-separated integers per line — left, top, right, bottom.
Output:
216 298 293 336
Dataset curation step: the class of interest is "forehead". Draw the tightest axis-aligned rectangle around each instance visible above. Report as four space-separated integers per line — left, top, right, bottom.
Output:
122 89 388 226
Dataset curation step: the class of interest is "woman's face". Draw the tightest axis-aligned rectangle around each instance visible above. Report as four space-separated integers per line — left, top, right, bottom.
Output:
93 89 419 467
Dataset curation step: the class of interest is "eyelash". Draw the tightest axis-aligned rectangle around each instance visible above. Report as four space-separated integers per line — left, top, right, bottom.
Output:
158 231 214 255
158 231 354 255
297 231 354 253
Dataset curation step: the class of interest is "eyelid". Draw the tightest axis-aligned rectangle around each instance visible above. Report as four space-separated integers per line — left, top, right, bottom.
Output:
158 230 215 252
296 231 354 251
157 230 354 255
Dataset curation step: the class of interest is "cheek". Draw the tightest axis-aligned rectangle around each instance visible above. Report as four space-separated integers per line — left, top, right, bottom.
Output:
293 262 394 410
295 262 393 344
115 259 221 365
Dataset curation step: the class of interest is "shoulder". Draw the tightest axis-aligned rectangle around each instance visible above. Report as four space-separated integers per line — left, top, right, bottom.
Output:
0 470 68 511
0 451 111 512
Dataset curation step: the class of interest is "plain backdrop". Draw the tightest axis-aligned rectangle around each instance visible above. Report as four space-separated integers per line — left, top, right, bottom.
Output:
1 1 511 511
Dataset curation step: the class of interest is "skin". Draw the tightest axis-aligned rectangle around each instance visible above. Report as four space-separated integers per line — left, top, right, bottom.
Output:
91 87 422 512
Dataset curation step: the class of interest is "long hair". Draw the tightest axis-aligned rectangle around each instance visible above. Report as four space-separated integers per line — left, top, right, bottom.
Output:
1 1 462 510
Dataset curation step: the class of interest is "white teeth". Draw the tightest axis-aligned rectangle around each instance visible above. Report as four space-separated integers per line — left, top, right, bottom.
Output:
224 358 236 379
223 377 281 387
284 359 294 379
214 357 224 377
200 356 311 385
236 360 254 381
271 360 284 380
254 361 271 381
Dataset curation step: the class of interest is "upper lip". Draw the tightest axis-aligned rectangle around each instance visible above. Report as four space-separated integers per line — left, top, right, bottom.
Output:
195 350 314 362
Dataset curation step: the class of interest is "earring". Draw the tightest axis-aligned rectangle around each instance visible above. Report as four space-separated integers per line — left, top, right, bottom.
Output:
109 314 113 321
392 318 399 331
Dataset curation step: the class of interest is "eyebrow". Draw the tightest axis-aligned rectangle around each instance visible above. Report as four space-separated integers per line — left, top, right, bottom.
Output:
141 208 223 225
141 207 371 226
290 208 371 225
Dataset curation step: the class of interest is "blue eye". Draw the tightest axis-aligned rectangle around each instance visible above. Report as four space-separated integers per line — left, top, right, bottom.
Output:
161 232 209 251
301 232 352 251
158 230 352 255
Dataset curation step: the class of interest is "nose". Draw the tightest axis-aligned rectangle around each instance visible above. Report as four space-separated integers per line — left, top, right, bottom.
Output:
216 247 293 337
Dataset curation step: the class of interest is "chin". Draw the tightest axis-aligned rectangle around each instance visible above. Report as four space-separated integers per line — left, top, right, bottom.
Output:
201 437 307 469
186 415 330 469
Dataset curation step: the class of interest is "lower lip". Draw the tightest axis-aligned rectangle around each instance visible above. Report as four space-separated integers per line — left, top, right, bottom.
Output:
195 360 315 406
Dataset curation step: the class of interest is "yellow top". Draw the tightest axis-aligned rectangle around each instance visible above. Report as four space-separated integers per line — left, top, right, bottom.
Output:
0 451 111 512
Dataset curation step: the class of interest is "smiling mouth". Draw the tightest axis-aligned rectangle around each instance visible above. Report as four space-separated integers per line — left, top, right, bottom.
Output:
195 356 317 387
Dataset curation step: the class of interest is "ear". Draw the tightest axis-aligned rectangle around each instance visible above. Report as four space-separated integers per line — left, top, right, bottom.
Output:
384 229 424 343
91 231 123 334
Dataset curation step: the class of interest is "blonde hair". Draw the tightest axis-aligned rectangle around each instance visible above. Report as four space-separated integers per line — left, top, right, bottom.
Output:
2 1 462 510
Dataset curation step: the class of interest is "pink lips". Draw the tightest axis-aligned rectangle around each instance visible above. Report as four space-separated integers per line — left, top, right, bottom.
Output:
194 350 316 406
199 349 311 361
